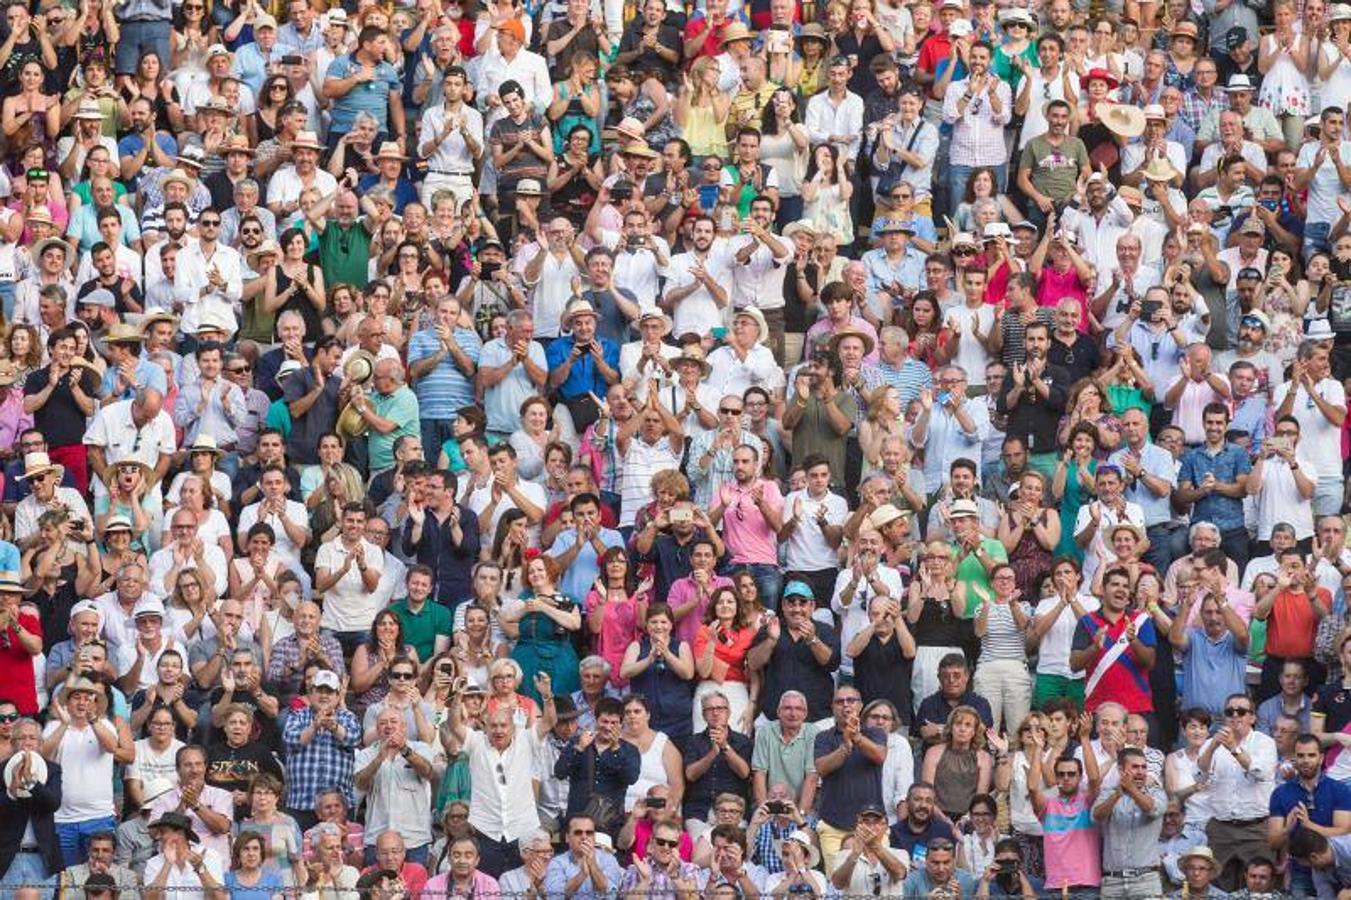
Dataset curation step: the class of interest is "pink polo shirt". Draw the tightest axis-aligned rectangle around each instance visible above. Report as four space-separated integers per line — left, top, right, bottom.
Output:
717 479 784 566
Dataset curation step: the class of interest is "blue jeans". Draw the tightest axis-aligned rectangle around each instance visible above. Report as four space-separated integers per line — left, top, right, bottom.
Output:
420 419 457 467
0 281 14 323
947 163 1008 226
56 816 119 868
731 563 784 611
1 849 52 897
114 20 171 76
1303 220 1331 265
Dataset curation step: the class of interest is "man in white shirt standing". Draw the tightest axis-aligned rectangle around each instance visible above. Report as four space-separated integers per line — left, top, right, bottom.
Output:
730 196 792 364
354 708 439 864
445 674 558 877
173 210 243 340
785 453 850 607
1273 339 1347 518
662 215 731 339
416 66 484 208
1197 692 1277 892
1295 105 1351 261
313 504 383 656
805 56 864 163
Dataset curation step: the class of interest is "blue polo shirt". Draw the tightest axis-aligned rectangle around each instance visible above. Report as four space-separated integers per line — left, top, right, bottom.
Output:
1270 774 1351 881
1178 627 1248 719
1178 442 1252 532
326 54 402 135
1108 442 1178 529
545 335 619 400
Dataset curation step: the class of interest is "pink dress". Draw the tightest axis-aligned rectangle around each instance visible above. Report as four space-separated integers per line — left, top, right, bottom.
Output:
584 589 641 687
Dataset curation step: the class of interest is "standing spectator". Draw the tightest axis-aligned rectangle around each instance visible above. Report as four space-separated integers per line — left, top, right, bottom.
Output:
402 469 481 607
943 42 1013 216
41 678 132 866
1198 692 1278 891
146 746 234 863
1092 747 1168 899
748 581 840 723
813 683 888 868
0 716 63 890
1070 567 1158 716
280 671 360 831
353 709 438 866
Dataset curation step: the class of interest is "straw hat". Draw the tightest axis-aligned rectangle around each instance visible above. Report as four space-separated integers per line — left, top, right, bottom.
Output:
733 307 769 345
1141 157 1179 182
291 130 324 152
104 323 146 345
222 134 254 156
722 23 754 43
374 141 407 161
829 328 876 357
1100 103 1146 138
17 452 63 482
562 299 599 331
672 346 712 377
187 435 225 458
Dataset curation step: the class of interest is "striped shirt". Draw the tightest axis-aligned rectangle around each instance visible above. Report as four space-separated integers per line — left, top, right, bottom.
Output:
877 358 934 407
978 600 1032 664
407 325 482 419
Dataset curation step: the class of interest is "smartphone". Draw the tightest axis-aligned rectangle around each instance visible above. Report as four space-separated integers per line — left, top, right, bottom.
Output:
1140 300 1163 321
669 508 693 525
718 207 736 231
935 390 951 406
646 797 667 809
1266 435 1293 454
698 183 719 213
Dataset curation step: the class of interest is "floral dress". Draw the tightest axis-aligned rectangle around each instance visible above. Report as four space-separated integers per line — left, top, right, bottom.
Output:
1265 285 1305 365
1258 34 1312 117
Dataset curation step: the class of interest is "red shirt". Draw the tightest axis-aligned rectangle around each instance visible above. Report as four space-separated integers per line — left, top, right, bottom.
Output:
1265 587 1330 659
0 610 41 715
684 15 730 62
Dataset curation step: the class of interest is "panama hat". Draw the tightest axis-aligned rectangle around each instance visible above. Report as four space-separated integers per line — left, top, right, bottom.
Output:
672 345 712 377
829 328 876 357
18 452 63 482
187 435 225 458
1141 157 1179 182
733 307 769 345
1100 103 1146 138
374 141 408 161
562 299 599 331
774 830 820 869
291 130 324 152
722 22 754 43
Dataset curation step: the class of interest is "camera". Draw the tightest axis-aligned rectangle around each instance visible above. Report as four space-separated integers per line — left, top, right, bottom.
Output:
1140 300 1163 322
766 801 790 814
480 260 501 280
998 859 1018 876
669 507 693 525
646 797 667 810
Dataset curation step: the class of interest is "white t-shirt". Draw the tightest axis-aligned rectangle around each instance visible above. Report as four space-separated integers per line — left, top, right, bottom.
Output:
1296 140 1351 224
237 498 311 563
1253 454 1318 541
43 718 118 822
1033 593 1101 678
782 489 850 572
944 303 995 387
314 538 385 633
468 478 548 545
127 737 185 785
1271 377 1346 479
664 247 735 337
142 846 227 900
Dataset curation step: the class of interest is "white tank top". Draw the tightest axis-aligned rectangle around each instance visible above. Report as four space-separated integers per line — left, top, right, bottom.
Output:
625 731 670 810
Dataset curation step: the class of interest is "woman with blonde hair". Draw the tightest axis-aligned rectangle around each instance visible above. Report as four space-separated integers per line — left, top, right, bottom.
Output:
1008 711 1053 877
906 543 967 712
675 57 729 159
859 385 904 471
921 705 994 821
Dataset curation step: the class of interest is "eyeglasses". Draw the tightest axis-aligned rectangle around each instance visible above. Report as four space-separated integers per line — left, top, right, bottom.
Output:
241 227 263 235
1054 769 1079 778
270 84 289 92
228 365 251 373
1224 706 1252 717
718 407 743 415
652 837 680 848
0 713 19 723
833 696 862 706
200 219 221 227
571 829 595 836
702 162 722 171
389 671 416 680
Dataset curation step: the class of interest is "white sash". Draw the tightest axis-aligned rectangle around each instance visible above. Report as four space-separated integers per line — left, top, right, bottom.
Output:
1084 612 1149 700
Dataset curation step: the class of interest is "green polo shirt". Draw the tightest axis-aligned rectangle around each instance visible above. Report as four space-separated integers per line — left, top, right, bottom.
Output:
318 219 372 291
390 598 453 663
954 536 1008 618
751 720 820 799
368 385 420 472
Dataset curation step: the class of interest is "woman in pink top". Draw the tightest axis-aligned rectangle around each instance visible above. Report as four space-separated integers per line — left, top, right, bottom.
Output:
692 586 759 734
1031 228 1095 332
584 547 645 687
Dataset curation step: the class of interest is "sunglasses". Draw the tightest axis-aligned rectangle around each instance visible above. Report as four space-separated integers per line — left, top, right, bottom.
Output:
200 219 221 227
228 365 251 373
0 713 19 723
389 671 416 680
651 837 680 848
1224 706 1252 716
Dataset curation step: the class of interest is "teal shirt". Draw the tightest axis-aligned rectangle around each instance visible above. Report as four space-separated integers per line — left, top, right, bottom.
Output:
368 385 420 472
